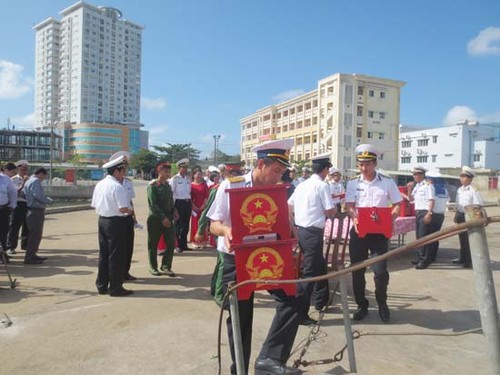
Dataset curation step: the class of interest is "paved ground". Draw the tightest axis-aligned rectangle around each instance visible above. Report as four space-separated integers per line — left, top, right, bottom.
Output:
1 180 499 375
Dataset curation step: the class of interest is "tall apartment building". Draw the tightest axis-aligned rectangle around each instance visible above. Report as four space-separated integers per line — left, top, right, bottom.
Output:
399 121 500 171
34 1 148 163
240 73 405 170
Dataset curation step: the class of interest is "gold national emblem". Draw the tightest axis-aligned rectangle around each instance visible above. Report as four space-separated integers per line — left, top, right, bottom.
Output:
240 193 279 233
245 247 284 281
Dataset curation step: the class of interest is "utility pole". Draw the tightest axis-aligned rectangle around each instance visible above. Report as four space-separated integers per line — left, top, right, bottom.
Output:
213 134 221 165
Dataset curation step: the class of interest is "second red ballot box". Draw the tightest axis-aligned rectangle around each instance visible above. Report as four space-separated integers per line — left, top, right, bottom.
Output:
357 207 393 238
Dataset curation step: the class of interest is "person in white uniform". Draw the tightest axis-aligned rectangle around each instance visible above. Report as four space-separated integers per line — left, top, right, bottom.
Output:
345 144 401 323
425 171 449 262
328 166 345 212
0 163 17 262
453 166 483 268
6 160 30 255
207 139 301 375
91 156 134 297
170 158 192 252
288 153 336 325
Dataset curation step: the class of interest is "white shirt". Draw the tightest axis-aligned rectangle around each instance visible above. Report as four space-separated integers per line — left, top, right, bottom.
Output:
122 178 136 209
0 173 17 208
456 184 482 213
91 175 129 217
170 174 191 200
345 172 402 208
433 189 449 214
288 174 335 229
412 181 435 210
329 180 345 205
207 172 252 254
12 174 28 202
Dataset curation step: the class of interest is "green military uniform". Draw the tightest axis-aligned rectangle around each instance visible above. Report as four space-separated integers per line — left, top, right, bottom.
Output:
197 185 224 305
147 179 176 274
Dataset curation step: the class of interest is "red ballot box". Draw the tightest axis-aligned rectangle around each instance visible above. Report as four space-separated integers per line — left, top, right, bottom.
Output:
226 184 291 245
232 239 297 300
357 207 393 238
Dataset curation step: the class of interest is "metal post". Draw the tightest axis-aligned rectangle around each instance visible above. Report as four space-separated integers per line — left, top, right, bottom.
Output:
49 124 54 185
228 282 246 375
339 275 357 373
465 205 500 375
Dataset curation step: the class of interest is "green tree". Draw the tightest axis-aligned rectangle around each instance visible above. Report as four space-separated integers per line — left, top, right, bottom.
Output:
129 148 159 177
211 149 241 164
153 143 201 163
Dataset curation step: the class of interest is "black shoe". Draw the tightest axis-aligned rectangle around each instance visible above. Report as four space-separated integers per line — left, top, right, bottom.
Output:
254 357 301 375
160 268 176 277
35 255 47 261
24 258 43 264
109 288 134 297
378 302 390 323
124 274 137 281
299 315 317 326
353 307 368 321
462 262 472 269
415 261 429 270
411 259 419 265
452 258 464 264
97 289 108 295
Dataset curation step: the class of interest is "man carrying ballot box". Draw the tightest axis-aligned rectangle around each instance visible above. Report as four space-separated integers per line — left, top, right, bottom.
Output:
345 144 402 323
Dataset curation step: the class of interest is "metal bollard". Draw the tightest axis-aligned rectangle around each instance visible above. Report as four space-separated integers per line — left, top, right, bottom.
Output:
339 275 357 373
228 282 246 375
465 205 500 375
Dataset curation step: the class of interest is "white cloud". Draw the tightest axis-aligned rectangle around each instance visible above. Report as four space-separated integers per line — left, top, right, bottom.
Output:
141 97 166 110
443 106 477 126
272 89 305 103
0 60 32 99
467 26 500 56
11 112 35 129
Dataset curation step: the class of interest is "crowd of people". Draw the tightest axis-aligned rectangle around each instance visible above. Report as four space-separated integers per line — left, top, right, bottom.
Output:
1 142 484 375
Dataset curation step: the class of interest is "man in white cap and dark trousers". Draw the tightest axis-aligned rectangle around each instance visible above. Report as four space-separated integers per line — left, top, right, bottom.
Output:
328 166 345 212
288 153 336 325
207 139 301 375
453 166 482 268
109 151 138 281
345 144 401 323
170 158 192 252
0 163 17 263
6 160 30 255
91 156 134 296
410 166 435 269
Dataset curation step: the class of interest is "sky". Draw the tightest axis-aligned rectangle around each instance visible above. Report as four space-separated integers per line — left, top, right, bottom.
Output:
1 0 500 158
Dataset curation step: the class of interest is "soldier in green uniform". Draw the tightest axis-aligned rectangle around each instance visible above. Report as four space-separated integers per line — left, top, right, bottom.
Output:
147 163 178 276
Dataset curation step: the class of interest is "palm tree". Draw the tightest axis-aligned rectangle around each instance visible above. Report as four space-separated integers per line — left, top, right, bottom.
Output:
153 143 201 163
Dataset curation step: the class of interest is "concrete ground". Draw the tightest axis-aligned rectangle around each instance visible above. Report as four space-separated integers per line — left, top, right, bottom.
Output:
1 180 499 375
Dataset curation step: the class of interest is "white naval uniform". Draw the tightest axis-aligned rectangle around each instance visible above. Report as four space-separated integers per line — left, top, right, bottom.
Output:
122 177 136 209
456 185 482 212
91 175 129 217
412 181 435 211
329 181 345 205
345 172 402 208
169 174 191 200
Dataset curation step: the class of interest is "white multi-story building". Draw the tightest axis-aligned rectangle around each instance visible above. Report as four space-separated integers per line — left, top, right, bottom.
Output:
399 121 500 171
34 1 147 162
240 73 405 170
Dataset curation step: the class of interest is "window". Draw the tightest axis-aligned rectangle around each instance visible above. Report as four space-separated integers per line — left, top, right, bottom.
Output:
356 127 363 138
379 132 385 139
432 155 437 162
402 140 412 148
357 106 363 116
379 112 385 119
380 92 386 99
474 154 481 162
369 90 374 97
367 131 373 139
432 135 438 143
417 139 429 146
357 86 364 95
401 156 411 164
368 111 374 118
417 156 428 163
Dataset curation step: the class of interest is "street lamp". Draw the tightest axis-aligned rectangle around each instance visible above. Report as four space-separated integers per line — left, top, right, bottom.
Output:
49 122 56 185
213 135 221 165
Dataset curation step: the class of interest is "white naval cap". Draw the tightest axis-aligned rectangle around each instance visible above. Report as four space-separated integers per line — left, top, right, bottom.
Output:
329 167 341 175
15 159 29 167
426 170 442 178
412 165 428 174
252 138 294 167
176 158 189 167
217 163 226 171
109 151 131 162
355 144 378 161
102 155 126 169
208 165 219 173
460 166 475 177
311 152 332 168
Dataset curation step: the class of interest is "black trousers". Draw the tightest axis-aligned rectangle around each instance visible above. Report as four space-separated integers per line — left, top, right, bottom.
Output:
96 216 127 294
124 215 135 277
25 208 45 261
174 199 191 249
222 253 300 375
427 213 445 261
297 226 329 318
455 212 471 264
349 229 389 309
415 210 432 263
7 201 29 251
0 206 10 252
